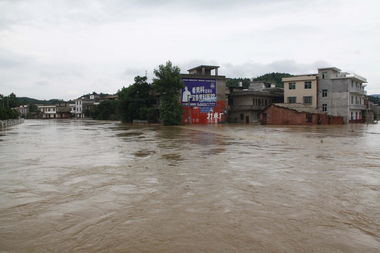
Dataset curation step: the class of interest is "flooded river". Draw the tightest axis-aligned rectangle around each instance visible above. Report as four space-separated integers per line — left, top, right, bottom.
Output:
0 120 379 252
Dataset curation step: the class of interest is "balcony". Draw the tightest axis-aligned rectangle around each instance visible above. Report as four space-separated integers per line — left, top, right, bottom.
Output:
349 104 366 110
349 87 366 95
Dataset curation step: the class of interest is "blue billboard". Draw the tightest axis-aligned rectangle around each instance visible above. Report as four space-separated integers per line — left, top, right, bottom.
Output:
181 78 216 107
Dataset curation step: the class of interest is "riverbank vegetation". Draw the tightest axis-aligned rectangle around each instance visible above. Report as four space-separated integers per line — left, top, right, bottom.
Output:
93 61 184 125
0 93 20 120
152 61 184 125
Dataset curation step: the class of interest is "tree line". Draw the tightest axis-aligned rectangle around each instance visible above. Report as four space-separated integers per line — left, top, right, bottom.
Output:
92 61 184 125
0 93 20 120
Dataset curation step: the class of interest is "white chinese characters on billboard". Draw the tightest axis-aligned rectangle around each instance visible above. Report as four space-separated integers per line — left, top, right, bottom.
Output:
181 79 216 107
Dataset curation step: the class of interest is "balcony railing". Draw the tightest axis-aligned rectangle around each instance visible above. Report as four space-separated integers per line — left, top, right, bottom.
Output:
349 87 365 94
349 104 366 110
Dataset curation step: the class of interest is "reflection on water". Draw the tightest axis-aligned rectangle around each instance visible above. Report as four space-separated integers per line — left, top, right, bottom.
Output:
0 120 379 252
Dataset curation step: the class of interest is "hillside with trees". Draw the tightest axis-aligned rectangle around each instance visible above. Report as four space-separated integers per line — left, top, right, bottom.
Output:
226 73 292 89
226 78 251 89
253 72 293 88
368 95 380 105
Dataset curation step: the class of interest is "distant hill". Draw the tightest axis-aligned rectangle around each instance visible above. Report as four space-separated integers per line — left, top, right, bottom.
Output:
16 97 66 105
226 78 251 88
253 72 293 88
368 95 380 105
227 72 292 89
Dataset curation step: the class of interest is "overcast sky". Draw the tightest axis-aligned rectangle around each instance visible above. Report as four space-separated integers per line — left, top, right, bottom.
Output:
1 0 379 100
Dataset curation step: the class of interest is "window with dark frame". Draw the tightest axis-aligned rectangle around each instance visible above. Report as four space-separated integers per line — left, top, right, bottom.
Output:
303 96 312 104
322 89 328 97
288 97 296 103
304 82 312 89
288 82 296 90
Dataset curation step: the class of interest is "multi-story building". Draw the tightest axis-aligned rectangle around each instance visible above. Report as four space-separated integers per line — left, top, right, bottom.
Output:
16 105 29 117
283 74 318 108
228 82 283 123
180 65 227 124
38 103 72 119
317 67 367 123
282 67 368 123
38 105 57 118
73 98 95 118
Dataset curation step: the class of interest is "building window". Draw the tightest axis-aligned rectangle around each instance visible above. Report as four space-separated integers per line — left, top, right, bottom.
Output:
288 97 296 103
322 104 327 112
322 72 327 79
351 112 354 120
288 82 296 90
351 96 354 104
304 82 312 89
303 96 312 104
322 89 328 97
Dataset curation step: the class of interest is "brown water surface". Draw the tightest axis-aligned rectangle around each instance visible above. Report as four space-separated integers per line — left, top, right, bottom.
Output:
0 120 379 252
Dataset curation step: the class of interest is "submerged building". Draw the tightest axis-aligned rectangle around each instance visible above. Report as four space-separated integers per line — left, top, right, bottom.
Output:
228 81 283 123
282 67 369 123
180 65 227 124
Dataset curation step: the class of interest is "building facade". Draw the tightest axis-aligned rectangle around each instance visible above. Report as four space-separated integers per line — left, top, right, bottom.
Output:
38 105 57 118
180 65 227 124
228 87 283 123
317 67 367 123
282 67 368 123
283 75 318 109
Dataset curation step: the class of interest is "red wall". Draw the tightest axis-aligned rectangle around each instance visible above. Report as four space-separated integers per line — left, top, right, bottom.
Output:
261 105 344 125
182 100 226 124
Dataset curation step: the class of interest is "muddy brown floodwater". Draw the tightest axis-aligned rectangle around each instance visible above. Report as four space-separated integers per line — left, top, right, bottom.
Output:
0 120 379 252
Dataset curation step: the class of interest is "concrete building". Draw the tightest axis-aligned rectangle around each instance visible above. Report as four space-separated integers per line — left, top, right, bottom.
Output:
38 105 57 118
73 98 95 118
249 81 276 91
317 67 367 123
180 65 227 124
228 85 283 123
282 67 369 123
283 74 318 109
38 103 72 119
16 105 29 117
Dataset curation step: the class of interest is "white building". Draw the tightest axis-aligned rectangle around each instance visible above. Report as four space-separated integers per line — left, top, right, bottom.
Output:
38 105 57 118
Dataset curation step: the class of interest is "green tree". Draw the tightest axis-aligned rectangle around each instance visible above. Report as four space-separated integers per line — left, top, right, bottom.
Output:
0 93 20 120
94 100 119 120
152 61 184 125
118 75 156 123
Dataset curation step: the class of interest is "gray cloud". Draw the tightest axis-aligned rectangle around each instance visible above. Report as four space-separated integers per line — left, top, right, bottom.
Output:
1 0 379 99
179 60 330 78
35 80 49 86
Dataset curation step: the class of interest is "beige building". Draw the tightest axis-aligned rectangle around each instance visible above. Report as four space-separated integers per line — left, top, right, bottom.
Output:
282 74 318 108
